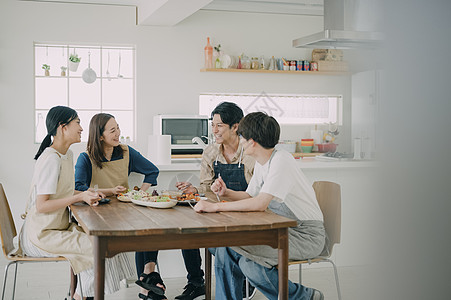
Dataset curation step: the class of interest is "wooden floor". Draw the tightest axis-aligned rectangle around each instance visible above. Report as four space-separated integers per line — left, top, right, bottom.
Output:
0 253 372 299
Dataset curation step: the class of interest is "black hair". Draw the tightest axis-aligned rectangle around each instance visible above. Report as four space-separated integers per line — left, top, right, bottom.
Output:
34 106 78 160
211 102 244 127
237 112 280 149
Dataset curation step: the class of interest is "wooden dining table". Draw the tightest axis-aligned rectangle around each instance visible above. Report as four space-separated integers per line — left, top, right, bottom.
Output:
70 194 297 300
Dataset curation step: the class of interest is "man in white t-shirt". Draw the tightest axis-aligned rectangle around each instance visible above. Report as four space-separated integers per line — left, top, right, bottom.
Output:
194 112 326 300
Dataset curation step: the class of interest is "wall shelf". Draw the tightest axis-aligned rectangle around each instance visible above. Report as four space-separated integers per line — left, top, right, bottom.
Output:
200 68 350 75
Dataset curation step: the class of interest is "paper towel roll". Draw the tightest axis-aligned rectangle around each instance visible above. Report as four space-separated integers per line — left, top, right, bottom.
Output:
148 135 171 165
310 129 323 152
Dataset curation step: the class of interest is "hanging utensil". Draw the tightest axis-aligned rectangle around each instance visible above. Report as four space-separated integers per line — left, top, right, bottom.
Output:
106 51 111 81
117 51 123 79
82 51 97 84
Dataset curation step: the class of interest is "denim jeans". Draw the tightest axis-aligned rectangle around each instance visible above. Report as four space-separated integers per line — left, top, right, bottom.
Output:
181 249 205 286
214 247 313 300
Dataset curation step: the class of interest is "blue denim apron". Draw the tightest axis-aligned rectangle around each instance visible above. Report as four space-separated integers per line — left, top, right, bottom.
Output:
213 146 248 191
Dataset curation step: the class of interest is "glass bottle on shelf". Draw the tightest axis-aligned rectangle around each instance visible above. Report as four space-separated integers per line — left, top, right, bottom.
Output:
259 56 265 69
204 37 213 69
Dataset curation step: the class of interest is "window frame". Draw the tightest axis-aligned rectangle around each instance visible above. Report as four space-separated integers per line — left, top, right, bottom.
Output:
33 42 136 143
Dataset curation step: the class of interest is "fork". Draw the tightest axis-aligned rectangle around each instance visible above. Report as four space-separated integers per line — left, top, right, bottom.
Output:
187 201 195 210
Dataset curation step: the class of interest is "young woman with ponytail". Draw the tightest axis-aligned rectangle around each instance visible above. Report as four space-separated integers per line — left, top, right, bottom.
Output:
18 106 134 300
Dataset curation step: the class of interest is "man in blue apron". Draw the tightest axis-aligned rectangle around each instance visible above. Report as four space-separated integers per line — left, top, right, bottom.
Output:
194 112 326 300
176 102 256 300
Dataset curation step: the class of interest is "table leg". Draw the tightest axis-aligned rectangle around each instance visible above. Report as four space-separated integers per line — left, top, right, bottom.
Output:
94 237 106 300
278 228 289 300
205 248 212 300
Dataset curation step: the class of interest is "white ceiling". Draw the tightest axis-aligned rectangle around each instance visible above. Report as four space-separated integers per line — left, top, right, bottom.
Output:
20 0 324 25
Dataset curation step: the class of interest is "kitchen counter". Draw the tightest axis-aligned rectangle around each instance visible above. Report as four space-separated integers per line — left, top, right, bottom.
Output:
155 157 377 171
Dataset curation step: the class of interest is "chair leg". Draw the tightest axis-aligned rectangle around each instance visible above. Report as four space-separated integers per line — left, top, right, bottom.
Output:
11 262 18 300
2 261 15 300
78 274 83 298
298 264 302 284
70 267 77 300
324 259 342 300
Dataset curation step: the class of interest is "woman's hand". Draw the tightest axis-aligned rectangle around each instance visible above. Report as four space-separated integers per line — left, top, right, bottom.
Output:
194 200 219 213
112 186 126 195
211 177 227 196
80 190 101 206
176 182 198 194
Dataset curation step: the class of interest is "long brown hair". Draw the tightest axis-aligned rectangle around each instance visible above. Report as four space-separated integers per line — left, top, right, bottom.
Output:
87 113 123 169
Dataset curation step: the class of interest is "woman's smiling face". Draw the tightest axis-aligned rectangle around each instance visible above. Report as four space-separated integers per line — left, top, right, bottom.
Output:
101 117 121 147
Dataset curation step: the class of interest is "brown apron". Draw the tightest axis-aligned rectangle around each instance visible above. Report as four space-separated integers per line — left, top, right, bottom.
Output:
89 144 129 190
24 149 93 274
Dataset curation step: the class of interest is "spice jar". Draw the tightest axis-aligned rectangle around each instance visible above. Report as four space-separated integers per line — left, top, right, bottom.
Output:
241 55 251 69
251 57 259 69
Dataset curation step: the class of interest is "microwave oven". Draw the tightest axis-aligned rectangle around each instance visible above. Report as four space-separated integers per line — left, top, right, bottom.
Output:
153 115 210 154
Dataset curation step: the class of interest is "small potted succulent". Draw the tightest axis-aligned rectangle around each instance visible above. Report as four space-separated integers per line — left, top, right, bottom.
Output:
42 64 50 76
60 66 67 76
68 53 81 72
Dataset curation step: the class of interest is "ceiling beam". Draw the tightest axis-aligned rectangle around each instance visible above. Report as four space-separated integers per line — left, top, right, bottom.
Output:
137 0 214 26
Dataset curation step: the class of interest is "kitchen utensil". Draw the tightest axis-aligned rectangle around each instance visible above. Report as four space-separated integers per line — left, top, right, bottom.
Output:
117 52 123 78
106 51 111 81
82 51 97 84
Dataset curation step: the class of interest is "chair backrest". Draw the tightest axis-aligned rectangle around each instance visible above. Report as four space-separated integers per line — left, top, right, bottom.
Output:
312 181 341 256
0 183 17 256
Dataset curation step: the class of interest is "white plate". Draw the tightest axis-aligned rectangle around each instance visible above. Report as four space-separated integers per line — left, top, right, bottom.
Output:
117 195 132 202
220 54 231 69
131 199 177 209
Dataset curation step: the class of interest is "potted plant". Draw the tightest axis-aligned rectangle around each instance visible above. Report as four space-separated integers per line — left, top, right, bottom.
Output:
214 44 221 68
68 54 81 72
60 66 67 76
42 64 50 76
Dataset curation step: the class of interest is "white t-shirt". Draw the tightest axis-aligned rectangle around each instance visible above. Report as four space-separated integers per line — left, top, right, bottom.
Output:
246 149 323 222
30 148 72 205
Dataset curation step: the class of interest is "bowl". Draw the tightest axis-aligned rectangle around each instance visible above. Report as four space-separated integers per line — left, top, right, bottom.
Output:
301 146 313 153
317 143 338 153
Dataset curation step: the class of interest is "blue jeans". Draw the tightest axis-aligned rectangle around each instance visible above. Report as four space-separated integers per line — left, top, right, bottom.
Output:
214 247 313 300
181 249 205 286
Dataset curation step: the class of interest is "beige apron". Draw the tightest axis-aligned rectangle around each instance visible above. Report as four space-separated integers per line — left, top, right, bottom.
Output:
89 144 129 190
24 149 94 274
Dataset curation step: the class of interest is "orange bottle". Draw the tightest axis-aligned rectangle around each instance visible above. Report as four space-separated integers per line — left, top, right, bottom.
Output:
204 37 213 69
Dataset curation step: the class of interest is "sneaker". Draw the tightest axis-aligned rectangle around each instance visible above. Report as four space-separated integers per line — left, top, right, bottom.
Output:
310 288 324 300
174 283 206 300
242 281 257 299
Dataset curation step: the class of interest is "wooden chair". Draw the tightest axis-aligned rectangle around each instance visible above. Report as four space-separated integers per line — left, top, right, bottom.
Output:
0 183 75 300
288 181 342 300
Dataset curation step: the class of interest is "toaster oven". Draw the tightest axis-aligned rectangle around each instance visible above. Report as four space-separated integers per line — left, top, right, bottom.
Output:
153 115 210 154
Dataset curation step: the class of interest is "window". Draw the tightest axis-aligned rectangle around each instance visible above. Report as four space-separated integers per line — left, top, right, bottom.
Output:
199 93 342 125
34 43 135 143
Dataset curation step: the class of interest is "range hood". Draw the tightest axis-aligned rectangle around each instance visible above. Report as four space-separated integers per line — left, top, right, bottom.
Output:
293 0 384 49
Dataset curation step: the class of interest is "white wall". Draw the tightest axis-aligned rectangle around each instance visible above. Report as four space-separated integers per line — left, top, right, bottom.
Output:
0 0 352 230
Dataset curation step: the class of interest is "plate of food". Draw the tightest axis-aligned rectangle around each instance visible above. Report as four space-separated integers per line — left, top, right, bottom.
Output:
117 189 153 203
117 194 132 202
131 196 177 209
175 193 207 205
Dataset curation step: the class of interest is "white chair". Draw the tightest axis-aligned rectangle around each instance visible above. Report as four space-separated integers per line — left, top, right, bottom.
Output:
0 183 76 300
288 181 342 300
